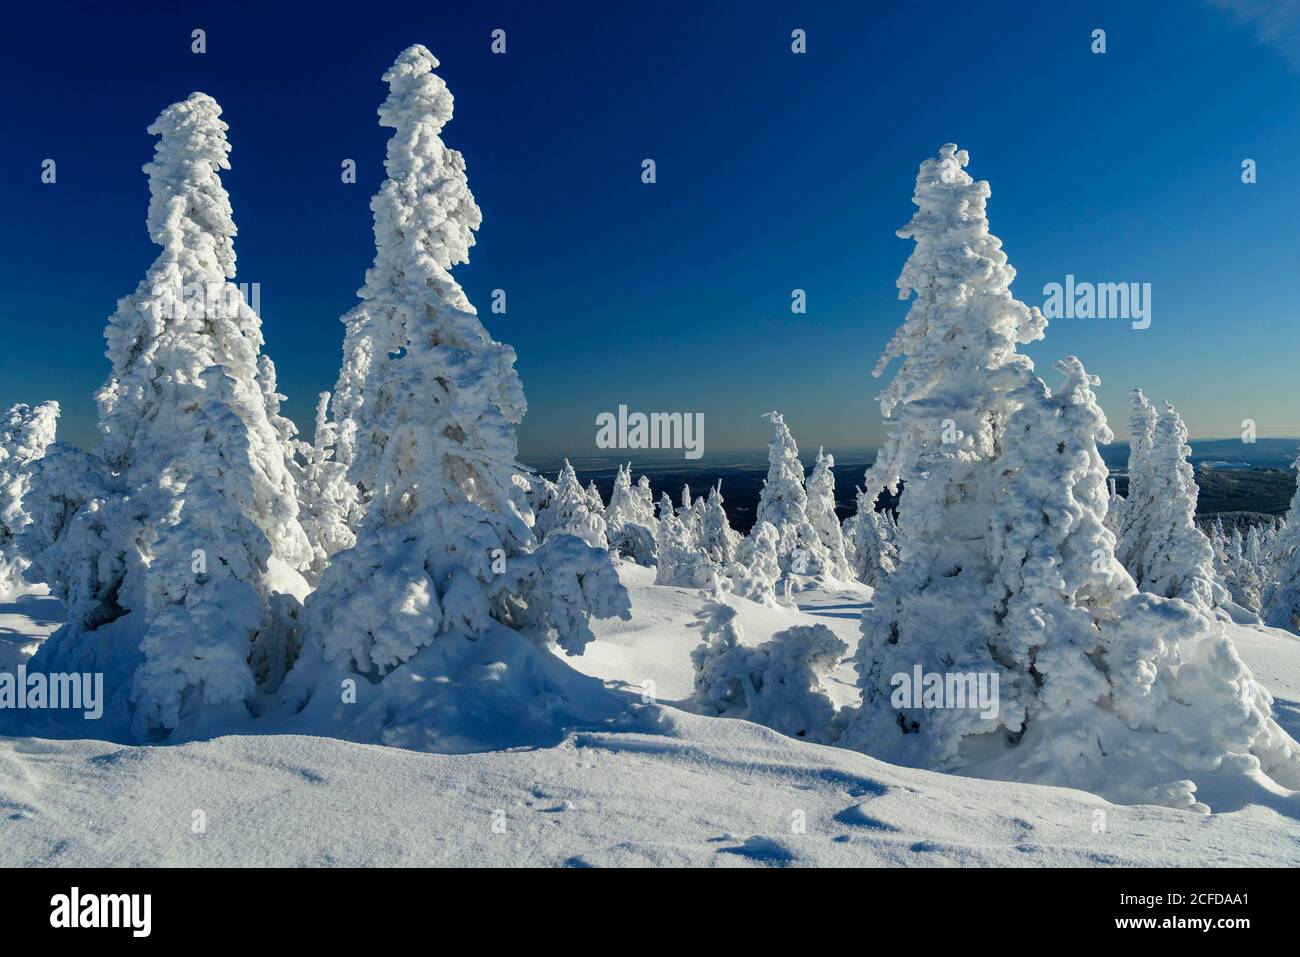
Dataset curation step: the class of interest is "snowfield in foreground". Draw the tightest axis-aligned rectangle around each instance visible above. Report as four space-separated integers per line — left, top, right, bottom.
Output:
2 564 1299 867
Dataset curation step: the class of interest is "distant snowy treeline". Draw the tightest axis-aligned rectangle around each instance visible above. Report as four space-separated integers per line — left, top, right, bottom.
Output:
3 47 1300 811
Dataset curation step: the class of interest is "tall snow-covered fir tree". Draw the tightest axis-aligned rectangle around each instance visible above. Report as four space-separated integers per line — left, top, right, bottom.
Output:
293 392 358 582
753 412 832 583
806 448 850 580
636 474 655 512
21 93 312 736
1209 521 1263 617
1114 389 1157 575
287 48 628 748
842 487 897 586
838 145 1300 808
585 480 605 516
726 519 782 606
536 462 608 549
839 144 1046 764
1264 447 1300 631
1116 398 1225 616
0 401 59 598
605 463 657 565
605 463 655 531
697 481 739 565
656 491 712 587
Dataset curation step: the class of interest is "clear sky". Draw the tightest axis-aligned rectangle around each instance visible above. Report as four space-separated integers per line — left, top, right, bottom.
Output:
3 0 1299 461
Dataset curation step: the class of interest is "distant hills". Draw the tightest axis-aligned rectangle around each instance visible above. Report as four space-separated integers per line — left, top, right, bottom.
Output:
527 439 1299 534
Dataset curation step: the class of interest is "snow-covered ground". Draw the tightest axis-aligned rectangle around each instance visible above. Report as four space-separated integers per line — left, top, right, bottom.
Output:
1 564 1298 867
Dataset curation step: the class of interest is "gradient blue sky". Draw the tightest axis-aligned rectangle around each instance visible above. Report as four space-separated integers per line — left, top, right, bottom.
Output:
3 0 1299 460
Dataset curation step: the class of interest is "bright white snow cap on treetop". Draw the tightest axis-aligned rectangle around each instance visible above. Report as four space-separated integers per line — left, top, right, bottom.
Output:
143 93 235 272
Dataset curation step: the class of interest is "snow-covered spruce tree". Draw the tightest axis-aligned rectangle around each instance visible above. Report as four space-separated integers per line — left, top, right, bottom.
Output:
524 471 560 540
838 144 1047 766
24 93 312 736
806 447 851 580
992 360 1296 803
326 298 374 522
535 461 608 549
0 401 60 598
287 48 629 749
1263 447 1300 631
298 277 372 550
724 519 782 606
754 412 832 584
1114 389 1157 576
1256 517 1285 593
698 481 739 565
257 353 306 495
1220 525 1265 615
655 491 712 587
842 487 897 586
585 479 605 516
636 474 655 513
690 585 845 743
838 147 1300 808
1103 476 1124 537
293 392 358 582
16 438 125 679
1207 519 1232 592
1119 401 1226 616
1238 523 1272 614
605 463 656 565
675 483 705 553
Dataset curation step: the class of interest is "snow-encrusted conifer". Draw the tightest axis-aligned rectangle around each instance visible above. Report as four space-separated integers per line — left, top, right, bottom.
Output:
1115 389 1157 575
292 49 628 730
725 520 782 606
754 412 831 583
25 93 312 735
655 492 711 587
842 487 897 586
605 463 656 564
525 472 559 539
1263 448 1300 631
691 587 845 743
294 392 357 581
698 481 739 565
838 146 1299 808
636 474 655 513
0 402 59 598
586 480 604 514
1240 523 1275 613
1103 476 1124 536
536 461 608 549
843 145 1047 766
1118 401 1225 615
1214 523 1263 615
806 447 850 580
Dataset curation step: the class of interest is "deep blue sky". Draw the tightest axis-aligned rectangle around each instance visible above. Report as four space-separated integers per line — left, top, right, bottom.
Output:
3 0 1299 461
